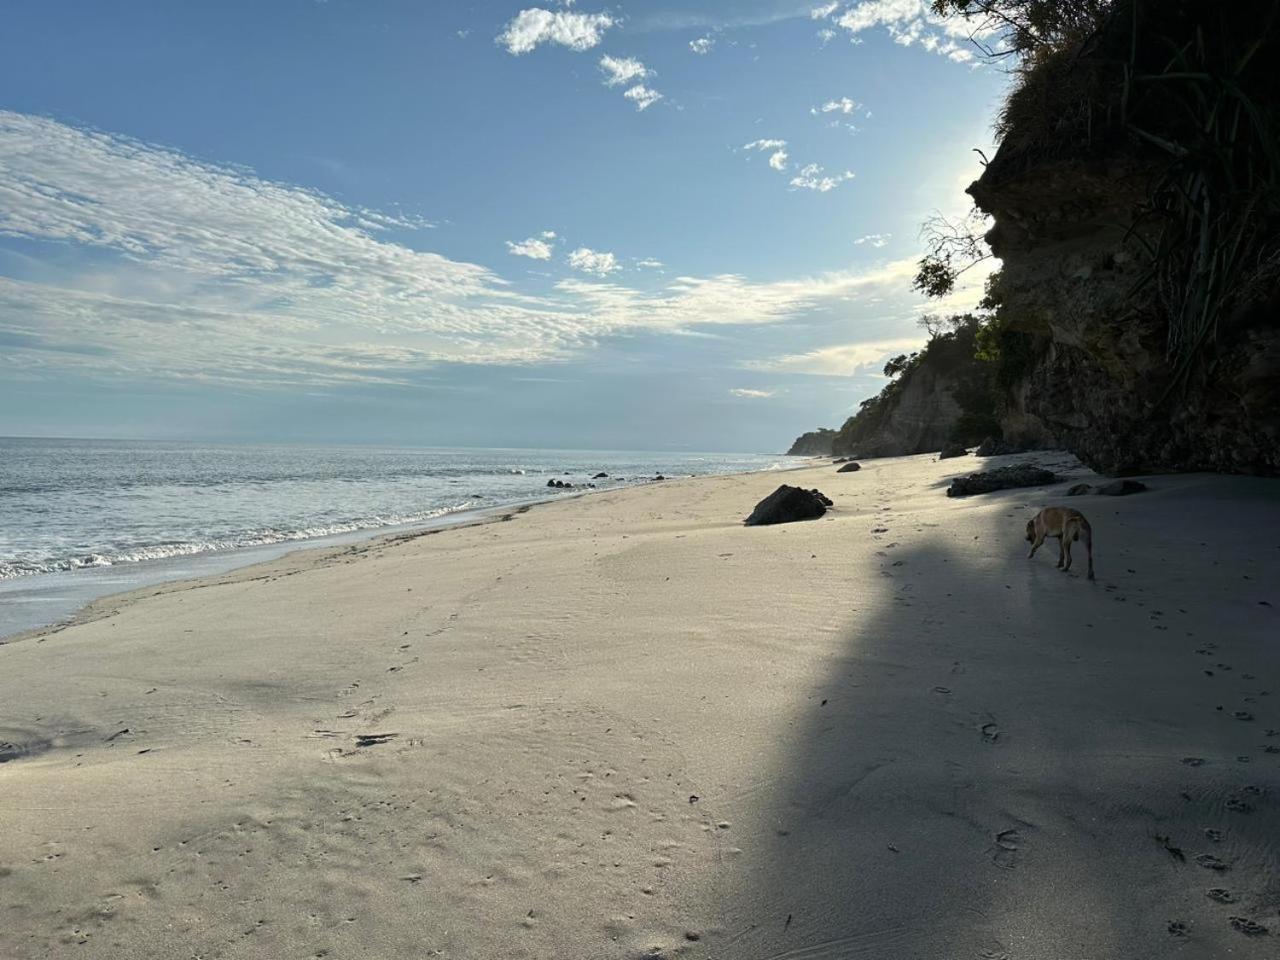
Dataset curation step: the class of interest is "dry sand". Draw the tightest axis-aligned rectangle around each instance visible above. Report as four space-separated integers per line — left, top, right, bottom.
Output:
2 452 1278 960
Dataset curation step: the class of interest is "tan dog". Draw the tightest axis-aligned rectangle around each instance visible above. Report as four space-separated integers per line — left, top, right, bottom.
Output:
1026 507 1094 580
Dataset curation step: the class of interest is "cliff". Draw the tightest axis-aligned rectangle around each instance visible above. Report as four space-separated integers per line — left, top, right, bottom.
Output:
968 0 1280 474
786 429 837 456
826 317 1000 458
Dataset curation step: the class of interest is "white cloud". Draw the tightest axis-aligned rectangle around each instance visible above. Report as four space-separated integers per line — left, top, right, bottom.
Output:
599 54 650 87
623 84 664 111
507 232 557 260
753 337 923 376
567 247 620 276
817 97 861 115
689 36 715 55
833 0 989 62
497 8 615 55
729 388 777 398
0 113 960 389
817 27 838 45
598 57 663 110
768 148 789 171
744 138 787 151
855 232 891 247
811 2 841 18
790 163 855 192
636 258 664 269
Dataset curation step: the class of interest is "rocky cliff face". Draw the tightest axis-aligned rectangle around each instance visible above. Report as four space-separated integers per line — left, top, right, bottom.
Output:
832 360 964 458
786 428 837 456
966 0 1280 476
972 157 1280 475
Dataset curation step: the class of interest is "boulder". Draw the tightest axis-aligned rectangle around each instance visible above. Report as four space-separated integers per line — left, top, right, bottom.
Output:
939 442 968 460
1066 483 1093 496
744 485 832 525
653 475 666 481
546 479 559 488
593 472 609 479
837 462 861 473
1097 479 1148 496
946 464 1058 498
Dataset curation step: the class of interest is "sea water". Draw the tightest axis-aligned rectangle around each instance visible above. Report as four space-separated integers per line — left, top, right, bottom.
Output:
0 438 797 638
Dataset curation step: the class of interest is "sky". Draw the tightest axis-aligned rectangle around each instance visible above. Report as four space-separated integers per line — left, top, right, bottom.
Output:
0 0 1009 453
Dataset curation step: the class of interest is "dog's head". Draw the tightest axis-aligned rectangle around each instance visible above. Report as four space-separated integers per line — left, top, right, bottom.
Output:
1025 519 1035 542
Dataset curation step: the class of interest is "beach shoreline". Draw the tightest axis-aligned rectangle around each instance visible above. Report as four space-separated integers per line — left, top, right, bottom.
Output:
0 454 811 645
2 452 1277 959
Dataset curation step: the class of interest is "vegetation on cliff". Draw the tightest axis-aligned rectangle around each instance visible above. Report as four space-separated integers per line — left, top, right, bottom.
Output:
829 315 1002 457
786 429 838 457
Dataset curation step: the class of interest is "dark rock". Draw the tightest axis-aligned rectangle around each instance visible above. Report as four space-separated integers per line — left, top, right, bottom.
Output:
1097 479 1148 496
1066 483 1093 496
946 464 1058 498
593 472 609 479
975 436 999 457
547 479 559 488
653 475 666 481
939 442 968 460
833 457 849 463
808 489 834 507
744 485 831 525
836 462 861 473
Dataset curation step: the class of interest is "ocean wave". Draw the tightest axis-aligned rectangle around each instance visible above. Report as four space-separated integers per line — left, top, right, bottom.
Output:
0 502 478 581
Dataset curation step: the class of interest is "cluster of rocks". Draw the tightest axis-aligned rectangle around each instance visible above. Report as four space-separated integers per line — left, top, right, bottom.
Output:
744 485 833 525
938 442 969 460
836 461 861 473
946 464 1058 497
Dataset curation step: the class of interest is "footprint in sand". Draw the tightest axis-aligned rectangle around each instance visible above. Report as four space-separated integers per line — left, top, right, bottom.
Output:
981 722 1000 744
1206 887 1235 903
1229 916 1269 937
1194 853 1229 871
991 829 1021 868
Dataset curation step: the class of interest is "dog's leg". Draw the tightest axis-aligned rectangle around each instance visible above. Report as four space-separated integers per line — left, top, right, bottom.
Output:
1082 523 1095 580
1063 533 1073 572
1028 529 1046 559
1057 535 1066 568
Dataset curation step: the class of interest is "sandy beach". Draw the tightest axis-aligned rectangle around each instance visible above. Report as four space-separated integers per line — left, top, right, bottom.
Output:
2 452 1278 960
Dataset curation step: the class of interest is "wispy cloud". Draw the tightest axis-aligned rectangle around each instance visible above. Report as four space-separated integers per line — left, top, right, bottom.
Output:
790 163 855 192
750 337 922 376
743 138 789 171
623 84 664 111
729 387 777 398
497 7 615 55
811 2 841 18
507 231 558 260
567 246 620 276
689 36 715 55
855 232 891 247
814 96 861 115
0 112 937 388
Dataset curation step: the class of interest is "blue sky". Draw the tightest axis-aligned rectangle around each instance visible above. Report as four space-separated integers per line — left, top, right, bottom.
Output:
0 0 1008 452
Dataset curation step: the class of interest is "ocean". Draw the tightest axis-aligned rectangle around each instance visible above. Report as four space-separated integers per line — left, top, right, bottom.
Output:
0 438 797 638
